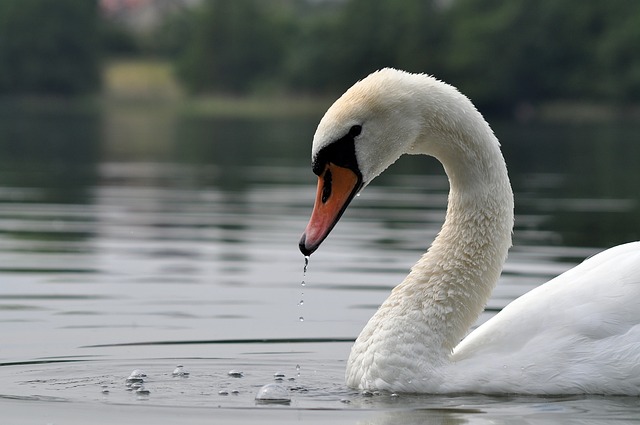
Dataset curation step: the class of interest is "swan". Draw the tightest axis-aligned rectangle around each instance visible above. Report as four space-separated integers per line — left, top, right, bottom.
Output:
298 68 640 395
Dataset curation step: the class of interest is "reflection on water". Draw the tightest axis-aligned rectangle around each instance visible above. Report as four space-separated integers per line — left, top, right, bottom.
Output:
0 102 639 423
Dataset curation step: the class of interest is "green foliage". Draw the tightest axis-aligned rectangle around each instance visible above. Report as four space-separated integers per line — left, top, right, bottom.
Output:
596 0 640 101
0 0 101 96
172 0 640 110
285 0 446 93
176 0 289 94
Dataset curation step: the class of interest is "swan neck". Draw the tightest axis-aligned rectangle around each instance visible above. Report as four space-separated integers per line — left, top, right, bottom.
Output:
411 128 514 354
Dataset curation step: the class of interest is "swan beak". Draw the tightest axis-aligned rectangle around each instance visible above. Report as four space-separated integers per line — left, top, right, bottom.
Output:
299 163 362 256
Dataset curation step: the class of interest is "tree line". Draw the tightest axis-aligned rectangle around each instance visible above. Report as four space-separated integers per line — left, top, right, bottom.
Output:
170 0 640 111
1 0 640 112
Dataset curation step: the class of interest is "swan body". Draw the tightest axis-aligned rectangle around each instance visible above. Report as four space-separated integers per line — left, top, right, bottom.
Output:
299 68 640 394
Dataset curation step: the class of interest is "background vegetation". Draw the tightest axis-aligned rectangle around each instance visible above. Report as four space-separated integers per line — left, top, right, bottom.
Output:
1 0 640 113
0 0 101 96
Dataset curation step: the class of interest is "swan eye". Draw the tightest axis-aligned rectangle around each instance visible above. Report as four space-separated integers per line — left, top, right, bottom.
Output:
312 125 362 176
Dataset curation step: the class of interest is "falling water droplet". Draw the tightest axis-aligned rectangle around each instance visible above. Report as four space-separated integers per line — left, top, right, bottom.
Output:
297 299 304 306
302 255 309 276
299 316 304 322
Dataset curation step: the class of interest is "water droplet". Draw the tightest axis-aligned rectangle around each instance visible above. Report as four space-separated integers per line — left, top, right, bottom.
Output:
228 370 244 378
101 385 110 394
129 369 146 379
231 390 240 395
303 256 310 274
340 398 351 404
297 299 304 306
301 280 306 287
356 193 361 197
126 369 146 384
136 386 150 395
218 390 229 396
299 316 304 322
172 365 190 377
274 372 286 378
255 383 290 404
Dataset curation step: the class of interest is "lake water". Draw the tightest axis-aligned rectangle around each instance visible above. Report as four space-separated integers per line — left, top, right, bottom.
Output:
1 102 639 424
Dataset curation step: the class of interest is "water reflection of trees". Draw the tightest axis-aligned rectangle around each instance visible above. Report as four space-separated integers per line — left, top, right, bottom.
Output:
499 122 640 248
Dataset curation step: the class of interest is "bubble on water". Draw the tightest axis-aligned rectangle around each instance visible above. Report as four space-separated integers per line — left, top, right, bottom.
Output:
228 370 244 378
129 369 147 379
136 385 150 396
361 390 374 397
218 390 229 396
101 385 109 394
126 369 146 385
231 390 240 395
340 398 351 404
172 365 190 377
255 383 290 404
274 372 286 378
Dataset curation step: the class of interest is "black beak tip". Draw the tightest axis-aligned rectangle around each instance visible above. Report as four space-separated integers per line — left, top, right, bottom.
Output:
298 233 316 256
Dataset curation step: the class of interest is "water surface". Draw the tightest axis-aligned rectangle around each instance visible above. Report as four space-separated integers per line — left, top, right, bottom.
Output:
1 103 639 423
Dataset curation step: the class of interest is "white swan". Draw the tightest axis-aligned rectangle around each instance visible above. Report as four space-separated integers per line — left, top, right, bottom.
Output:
299 68 640 395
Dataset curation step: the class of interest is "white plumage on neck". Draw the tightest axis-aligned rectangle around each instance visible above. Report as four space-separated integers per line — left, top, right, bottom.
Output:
324 70 514 391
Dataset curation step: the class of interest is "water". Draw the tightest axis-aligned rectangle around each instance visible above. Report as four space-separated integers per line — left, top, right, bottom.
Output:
0 102 639 424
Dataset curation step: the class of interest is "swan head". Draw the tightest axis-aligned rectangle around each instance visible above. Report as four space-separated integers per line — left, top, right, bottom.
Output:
299 68 427 256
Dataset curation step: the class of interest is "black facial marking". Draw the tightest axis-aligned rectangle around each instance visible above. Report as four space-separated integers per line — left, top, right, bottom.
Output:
312 125 362 176
321 168 332 203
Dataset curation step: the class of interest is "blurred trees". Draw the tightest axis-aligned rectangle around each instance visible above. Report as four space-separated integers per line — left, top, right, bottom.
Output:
176 0 290 94
172 0 640 110
0 0 101 96
1 0 640 110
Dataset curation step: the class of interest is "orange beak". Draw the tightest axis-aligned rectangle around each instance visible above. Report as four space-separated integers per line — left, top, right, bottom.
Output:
299 163 362 256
